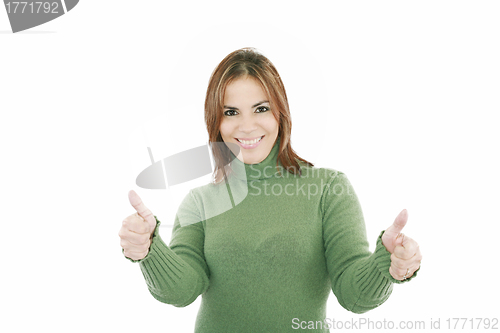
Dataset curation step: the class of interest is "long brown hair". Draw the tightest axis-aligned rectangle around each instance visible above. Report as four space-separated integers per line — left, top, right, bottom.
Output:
204 47 314 184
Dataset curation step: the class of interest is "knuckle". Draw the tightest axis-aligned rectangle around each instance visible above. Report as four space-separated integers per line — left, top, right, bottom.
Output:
403 251 413 260
119 228 132 240
390 253 399 263
118 228 126 239
391 255 405 268
393 266 405 276
389 267 402 280
123 250 132 259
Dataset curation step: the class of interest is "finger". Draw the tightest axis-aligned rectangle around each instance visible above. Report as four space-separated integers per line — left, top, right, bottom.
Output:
393 237 419 259
122 215 150 234
392 209 408 234
403 261 421 278
123 248 149 261
383 209 408 242
128 190 156 231
119 227 151 245
390 253 407 270
120 238 151 254
389 263 419 280
391 250 422 271
389 265 407 280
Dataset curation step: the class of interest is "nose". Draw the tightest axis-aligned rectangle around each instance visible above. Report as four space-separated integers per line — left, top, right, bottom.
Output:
238 113 258 134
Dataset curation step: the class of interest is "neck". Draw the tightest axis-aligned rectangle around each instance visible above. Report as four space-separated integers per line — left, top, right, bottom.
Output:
228 136 281 182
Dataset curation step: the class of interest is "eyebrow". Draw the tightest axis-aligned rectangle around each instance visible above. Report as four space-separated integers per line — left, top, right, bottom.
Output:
223 100 269 109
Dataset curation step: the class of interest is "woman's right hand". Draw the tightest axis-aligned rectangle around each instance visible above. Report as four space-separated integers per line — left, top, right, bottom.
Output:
118 190 158 261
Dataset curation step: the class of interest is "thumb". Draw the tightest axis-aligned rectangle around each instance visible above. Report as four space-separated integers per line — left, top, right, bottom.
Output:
128 190 156 233
385 209 408 240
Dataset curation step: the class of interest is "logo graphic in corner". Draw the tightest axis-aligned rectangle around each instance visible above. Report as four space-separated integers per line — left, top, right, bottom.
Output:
3 0 79 33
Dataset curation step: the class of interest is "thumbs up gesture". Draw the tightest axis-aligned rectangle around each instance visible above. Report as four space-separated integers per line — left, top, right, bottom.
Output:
381 209 422 281
118 190 158 261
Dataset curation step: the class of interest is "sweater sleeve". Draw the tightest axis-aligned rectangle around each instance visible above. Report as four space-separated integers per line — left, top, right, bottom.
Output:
321 171 419 314
124 190 210 307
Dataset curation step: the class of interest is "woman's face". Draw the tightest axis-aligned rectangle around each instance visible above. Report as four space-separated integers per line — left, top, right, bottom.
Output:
220 76 279 165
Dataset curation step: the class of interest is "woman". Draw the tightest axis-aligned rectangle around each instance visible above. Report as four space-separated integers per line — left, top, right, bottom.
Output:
119 47 422 332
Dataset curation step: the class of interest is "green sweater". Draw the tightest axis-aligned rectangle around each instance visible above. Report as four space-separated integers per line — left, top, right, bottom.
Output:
128 137 419 332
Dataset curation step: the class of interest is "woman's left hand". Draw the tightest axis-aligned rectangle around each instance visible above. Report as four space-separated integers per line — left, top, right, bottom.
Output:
381 209 422 280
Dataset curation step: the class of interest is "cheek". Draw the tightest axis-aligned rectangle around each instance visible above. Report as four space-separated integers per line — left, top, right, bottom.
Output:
263 116 279 133
219 121 231 137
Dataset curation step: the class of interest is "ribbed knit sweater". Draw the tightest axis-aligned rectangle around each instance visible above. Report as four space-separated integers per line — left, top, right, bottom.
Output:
127 137 419 332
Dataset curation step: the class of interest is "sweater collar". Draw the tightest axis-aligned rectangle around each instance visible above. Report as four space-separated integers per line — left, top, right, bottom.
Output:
228 136 281 182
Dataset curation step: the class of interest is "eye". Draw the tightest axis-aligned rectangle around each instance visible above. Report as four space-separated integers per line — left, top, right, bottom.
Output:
224 110 238 116
223 106 269 116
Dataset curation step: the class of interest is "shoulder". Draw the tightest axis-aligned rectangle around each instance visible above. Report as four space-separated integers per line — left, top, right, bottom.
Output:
175 183 216 226
296 160 347 184
295 162 358 202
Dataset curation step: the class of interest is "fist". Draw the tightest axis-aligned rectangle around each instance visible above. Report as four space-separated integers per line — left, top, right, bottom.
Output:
118 190 157 261
382 209 422 281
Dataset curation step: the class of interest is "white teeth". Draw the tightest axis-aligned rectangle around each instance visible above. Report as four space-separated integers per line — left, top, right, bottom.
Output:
237 136 263 145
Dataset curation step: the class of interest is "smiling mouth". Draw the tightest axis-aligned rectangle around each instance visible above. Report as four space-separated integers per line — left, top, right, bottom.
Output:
236 136 264 145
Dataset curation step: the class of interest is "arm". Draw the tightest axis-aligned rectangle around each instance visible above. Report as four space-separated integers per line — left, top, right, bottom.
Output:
321 172 418 314
126 190 210 307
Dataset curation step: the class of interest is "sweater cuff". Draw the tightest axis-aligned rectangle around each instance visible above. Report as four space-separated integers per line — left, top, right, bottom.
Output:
346 230 421 313
374 230 420 284
138 224 207 307
123 215 162 263
346 240 394 312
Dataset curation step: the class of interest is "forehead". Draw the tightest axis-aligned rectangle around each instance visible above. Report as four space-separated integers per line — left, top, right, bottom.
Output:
223 77 268 103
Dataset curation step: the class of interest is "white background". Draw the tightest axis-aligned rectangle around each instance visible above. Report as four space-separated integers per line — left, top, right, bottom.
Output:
1 1 499 332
